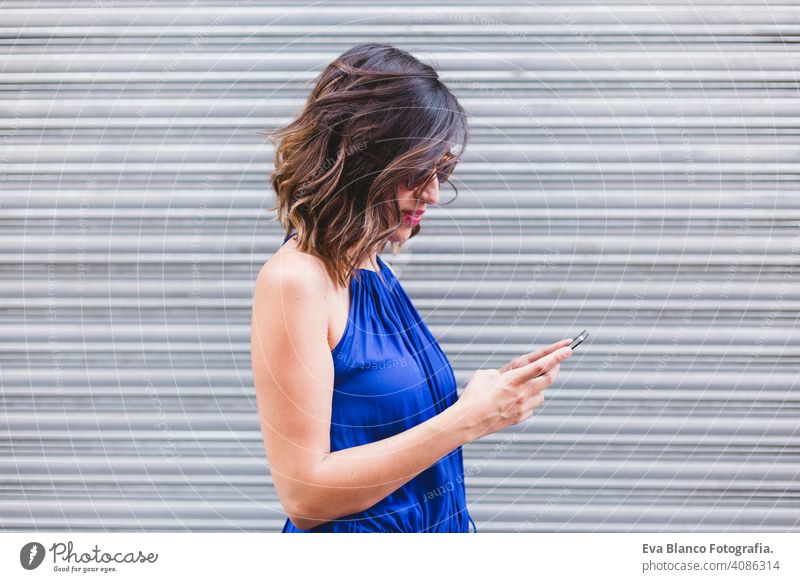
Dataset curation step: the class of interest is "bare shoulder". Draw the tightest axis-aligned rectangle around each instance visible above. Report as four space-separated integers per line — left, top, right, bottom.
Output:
254 246 332 306
256 246 329 297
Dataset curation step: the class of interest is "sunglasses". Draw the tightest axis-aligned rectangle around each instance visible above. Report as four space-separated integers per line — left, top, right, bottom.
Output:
406 154 458 191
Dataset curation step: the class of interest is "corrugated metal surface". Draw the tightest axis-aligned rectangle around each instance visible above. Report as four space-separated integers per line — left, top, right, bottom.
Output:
1 0 799 532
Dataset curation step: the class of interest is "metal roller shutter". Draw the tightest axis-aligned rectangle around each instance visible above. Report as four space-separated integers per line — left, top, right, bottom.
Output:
1 0 798 532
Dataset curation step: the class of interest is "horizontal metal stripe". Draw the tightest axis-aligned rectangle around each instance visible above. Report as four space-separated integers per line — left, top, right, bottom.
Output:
4 72 800 87
2 391 796 406
3 208 798 221
2 6 798 26
6 119 800 133
2 458 799 485
3 491 791 508
4 97 800 116
4 165 796 177
2 432 797 451
4 253 798 267
3 144 798 164
6 24 793 34
5 323 800 343
3 366 796 385
3 53 799 74
4 191 798 210
0 502 796 527
2 413 798 435
7 298 800 314
7 234 800 254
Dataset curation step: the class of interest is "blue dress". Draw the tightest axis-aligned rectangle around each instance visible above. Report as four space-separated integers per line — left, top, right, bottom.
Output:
279 231 477 533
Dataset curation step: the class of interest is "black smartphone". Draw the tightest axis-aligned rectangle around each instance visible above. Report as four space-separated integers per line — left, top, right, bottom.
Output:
534 330 589 379
568 329 589 350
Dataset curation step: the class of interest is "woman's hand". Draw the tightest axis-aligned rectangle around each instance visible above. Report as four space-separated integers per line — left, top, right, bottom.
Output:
453 339 574 442
497 338 573 374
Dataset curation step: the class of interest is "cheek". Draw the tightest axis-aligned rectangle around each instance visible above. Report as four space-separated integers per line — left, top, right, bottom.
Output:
395 182 415 202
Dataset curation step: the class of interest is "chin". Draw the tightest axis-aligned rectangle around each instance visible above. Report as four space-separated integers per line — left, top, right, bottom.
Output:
388 223 420 245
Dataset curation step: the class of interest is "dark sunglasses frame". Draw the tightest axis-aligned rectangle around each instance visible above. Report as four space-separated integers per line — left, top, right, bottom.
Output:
406 154 458 191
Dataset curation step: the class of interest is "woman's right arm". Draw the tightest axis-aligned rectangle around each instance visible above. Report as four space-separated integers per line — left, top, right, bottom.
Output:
251 256 572 530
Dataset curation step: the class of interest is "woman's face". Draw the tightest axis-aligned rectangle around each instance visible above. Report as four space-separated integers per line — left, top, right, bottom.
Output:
388 174 440 243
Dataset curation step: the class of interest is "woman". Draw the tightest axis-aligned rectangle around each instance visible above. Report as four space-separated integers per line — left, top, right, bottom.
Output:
250 43 573 533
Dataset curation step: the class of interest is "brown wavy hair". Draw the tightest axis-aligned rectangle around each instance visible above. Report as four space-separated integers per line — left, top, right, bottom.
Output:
264 42 468 288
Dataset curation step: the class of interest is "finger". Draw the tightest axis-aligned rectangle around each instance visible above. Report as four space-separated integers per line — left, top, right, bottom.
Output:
534 361 560 380
513 392 545 424
524 392 546 415
524 362 560 394
540 362 560 380
498 338 573 374
503 345 572 386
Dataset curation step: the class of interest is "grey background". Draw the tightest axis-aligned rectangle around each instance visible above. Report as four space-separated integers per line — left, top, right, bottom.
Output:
1 0 798 531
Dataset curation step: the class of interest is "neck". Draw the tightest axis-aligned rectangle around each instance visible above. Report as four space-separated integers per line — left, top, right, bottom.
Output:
345 242 380 272
355 251 380 272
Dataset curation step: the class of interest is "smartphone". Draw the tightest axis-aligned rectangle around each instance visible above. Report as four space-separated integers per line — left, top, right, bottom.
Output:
568 329 589 350
534 330 589 379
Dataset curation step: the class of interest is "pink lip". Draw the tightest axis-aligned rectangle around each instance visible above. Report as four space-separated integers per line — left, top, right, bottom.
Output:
403 211 424 225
